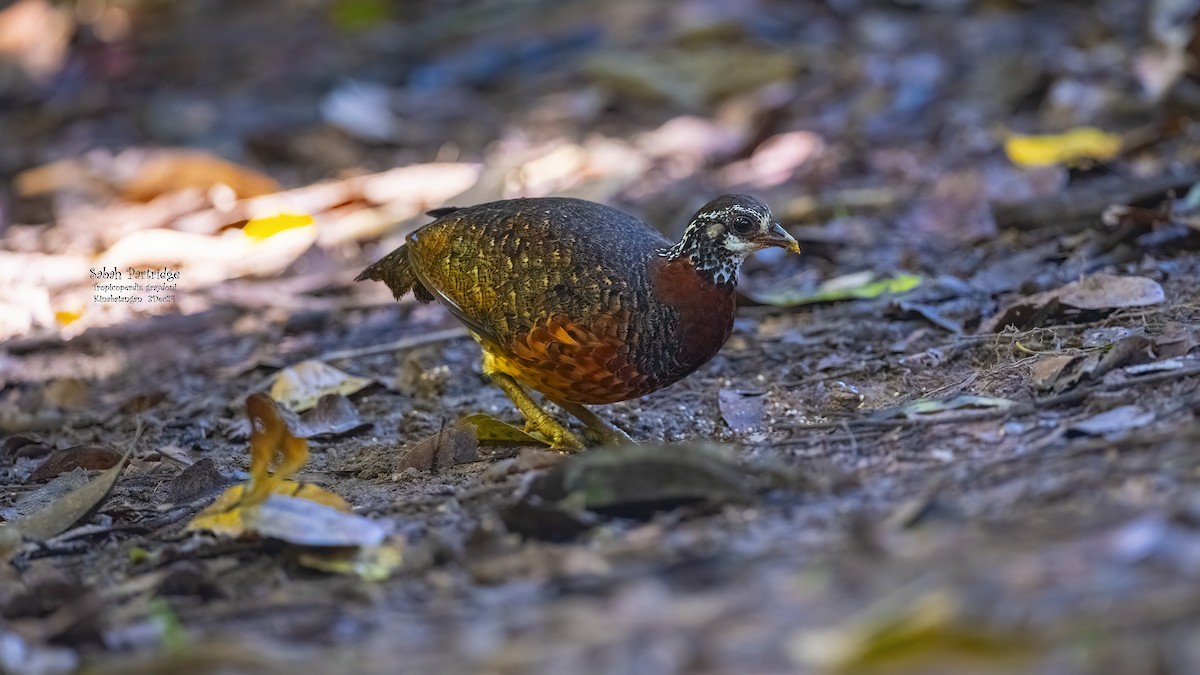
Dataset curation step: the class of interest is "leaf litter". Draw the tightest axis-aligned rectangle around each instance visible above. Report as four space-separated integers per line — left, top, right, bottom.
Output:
187 394 402 578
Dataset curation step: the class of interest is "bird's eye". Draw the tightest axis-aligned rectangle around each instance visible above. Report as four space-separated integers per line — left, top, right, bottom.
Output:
730 215 758 235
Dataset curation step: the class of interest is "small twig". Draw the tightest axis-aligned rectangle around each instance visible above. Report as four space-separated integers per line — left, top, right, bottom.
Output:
315 327 469 361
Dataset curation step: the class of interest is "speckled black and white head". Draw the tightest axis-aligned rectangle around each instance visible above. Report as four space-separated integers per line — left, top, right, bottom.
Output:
659 194 800 285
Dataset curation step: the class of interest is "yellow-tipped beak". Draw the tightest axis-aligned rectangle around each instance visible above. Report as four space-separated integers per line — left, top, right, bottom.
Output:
761 223 801 255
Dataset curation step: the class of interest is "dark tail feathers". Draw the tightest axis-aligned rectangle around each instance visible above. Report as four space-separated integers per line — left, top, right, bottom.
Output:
355 244 435 302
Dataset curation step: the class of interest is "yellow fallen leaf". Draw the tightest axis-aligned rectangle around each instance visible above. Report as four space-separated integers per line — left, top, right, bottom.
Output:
188 481 349 536
120 149 280 202
1004 127 1121 168
242 393 310 504
788 589 1040 673
54 308 84 326
243 213 315 241
188 394 328 535
297 542 405 581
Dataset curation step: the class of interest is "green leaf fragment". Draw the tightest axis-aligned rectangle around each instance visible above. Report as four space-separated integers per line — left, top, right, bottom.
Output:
749 272 922 307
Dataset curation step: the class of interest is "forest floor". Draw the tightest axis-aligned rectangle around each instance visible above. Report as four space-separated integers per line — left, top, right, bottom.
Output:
3 1 1200 673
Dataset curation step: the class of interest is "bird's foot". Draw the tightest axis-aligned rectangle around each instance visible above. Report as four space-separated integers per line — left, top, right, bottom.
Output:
486 370 585 452
525 417 585 452
550 398 636 447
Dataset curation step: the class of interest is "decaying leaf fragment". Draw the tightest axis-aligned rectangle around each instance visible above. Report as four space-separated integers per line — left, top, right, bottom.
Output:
1028 334 1160 393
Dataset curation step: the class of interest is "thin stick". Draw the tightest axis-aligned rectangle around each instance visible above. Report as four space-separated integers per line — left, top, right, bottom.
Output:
316 327 469 361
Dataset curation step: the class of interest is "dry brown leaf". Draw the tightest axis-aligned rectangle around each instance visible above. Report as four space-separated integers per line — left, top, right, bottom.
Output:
1029 354 1079 391
982 274 1165 332
27 444 122 482
119 150 279 202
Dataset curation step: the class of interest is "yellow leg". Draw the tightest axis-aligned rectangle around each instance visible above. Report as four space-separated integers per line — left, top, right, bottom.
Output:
549 397 635 447
482 356 583 451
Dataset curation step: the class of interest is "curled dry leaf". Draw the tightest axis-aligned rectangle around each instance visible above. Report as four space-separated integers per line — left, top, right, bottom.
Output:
243 393 310 504
269 360 375 412
1030 354 1079 391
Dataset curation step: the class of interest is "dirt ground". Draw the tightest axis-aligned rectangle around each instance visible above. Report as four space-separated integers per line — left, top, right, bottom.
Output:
4 1 1200 674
